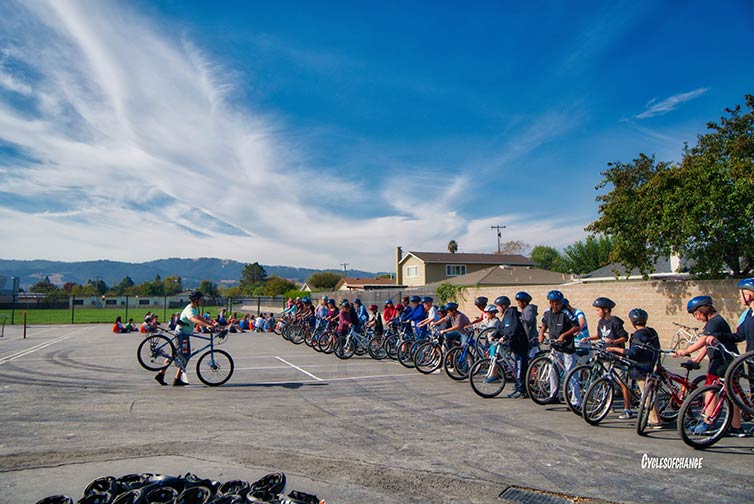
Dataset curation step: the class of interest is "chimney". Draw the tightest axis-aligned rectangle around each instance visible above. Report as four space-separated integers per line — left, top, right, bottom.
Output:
395 246 403 285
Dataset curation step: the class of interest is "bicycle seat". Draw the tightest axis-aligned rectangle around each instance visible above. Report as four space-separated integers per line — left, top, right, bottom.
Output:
680 360 701 371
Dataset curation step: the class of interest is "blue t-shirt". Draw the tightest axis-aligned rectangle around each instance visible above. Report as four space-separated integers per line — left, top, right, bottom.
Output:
736 308 754 353
179 303 199 335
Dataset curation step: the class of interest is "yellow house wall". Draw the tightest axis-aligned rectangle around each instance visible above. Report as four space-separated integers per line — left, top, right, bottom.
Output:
455 279 747 349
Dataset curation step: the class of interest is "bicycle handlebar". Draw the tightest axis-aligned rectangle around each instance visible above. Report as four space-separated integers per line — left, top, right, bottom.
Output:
672 321 698 331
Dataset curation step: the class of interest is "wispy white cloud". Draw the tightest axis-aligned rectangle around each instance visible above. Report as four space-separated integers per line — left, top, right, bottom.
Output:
635 87 709 119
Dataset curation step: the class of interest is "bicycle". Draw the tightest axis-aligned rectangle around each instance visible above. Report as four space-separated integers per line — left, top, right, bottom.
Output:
669 322 700 351
442 326 495 381
137 327 233 386
333 325 373 360
636 351 704 436
581 351 642 425
724 349 754 416
468 338 515 398
413 327 445 374
562 343 605 416
526 340 591 405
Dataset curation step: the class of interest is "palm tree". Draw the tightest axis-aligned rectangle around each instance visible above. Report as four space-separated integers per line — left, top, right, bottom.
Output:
448 240 458 254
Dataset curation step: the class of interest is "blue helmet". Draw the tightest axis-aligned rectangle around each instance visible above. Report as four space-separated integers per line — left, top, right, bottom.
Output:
438 304 448 312
421 296 433 303
385 299 393 305
494 296 510 307
562 298 570 306
628 308 649 324
737 278 754 292
410 295 422 303
547 290 564 301
515 291 532 302
302 297 311 304
687 295 712 313
445 302 459 311
354 298 362 305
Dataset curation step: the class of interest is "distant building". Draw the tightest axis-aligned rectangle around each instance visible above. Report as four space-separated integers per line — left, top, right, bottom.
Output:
580 255 691 282
396 247 534 287
335 277 404 291
428 265 574 287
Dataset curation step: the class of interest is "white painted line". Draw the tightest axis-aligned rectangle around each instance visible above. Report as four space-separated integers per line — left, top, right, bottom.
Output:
0 332 82 365
274 356 323 381
245 372 424 386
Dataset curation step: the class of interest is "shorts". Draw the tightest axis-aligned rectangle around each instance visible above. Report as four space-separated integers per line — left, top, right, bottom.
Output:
705 373 721 386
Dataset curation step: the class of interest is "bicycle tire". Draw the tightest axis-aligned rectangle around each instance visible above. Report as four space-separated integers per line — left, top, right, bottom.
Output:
317 331 335 354
334 336 354 359
636 376 658 436
563 364 597 416
678 384 733 449
582 376 615 425
724 350 754 416
414 342 443 374
469 359 506 398
475 327 498 357
443 345 476 380
525 355 559 405
288 326 306 345
137 335 176 371
397 339 416 369
368 335 388 360
196 349 234 386
383 334 398 360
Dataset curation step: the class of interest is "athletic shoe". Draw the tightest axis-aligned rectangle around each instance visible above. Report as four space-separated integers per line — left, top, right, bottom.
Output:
484 376 501 383
727 427 751 438
154 373 167 386
692 422 712 435
647 423 664 430
618 409 635 420
173 378 188 387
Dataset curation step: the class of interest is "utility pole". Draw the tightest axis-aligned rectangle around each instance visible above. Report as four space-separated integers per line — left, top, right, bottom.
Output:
491 225 506 254
340 263 349 278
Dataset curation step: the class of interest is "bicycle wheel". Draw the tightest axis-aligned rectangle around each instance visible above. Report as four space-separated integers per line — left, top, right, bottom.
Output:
288 326 306 345
196 349 234 386
443 345 476 381
318 331 335 354
724 350 754 416
397 339 416 368
476 327 497 357
368 334 388 360
678 384 733 449
563 364 597 416
525 356 559 405
582 377 615 425
334 336 354 359
636 377 658 436
414 343 443 374
669 332 683 351
469 359 506 398
383 334 398 360
137 335 176 371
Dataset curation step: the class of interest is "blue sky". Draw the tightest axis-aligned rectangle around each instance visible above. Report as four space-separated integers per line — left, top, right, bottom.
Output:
0 0 752 272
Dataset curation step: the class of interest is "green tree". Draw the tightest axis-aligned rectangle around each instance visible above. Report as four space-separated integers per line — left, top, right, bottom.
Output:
560 235 615 274
30 276 57 293
111 276 136 295
588 95 754 277
198 280 220 298
222 285 244 298
162 275 183 296
240 262 267 293
436 282 466 304
85 279 108 296
447 240 458 254
305 271 343 291
530 245 563 272
262 276 297 296
499 240 531 256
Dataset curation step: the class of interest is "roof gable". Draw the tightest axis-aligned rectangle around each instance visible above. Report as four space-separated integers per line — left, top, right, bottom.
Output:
401 251 533 266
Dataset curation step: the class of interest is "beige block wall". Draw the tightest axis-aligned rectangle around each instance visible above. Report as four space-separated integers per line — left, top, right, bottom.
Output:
457 279 746 348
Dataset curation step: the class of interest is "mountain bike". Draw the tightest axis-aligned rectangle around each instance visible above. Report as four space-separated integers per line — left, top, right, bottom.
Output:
669 322 700 351
413 327 445 374
678 378 734 449
581 352 641 425
636 351 704 436
562 343 605 416
468 338 515 398
442 326 495 380
333 325 373 359
724 349 754 416
526 340 591 405
137 328 233 386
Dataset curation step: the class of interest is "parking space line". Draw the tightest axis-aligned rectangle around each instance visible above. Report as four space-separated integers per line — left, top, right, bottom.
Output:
275 356 323 381
0 333 78 365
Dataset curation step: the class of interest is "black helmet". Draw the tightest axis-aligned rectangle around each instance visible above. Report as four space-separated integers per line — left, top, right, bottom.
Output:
409 295 421 303
340 299 350 307
421 296 433 303
515 291 532 302
494 296 510 307
628 308 649 324
354 298 362 304
592 297 616 309
474 296 488 306
687 295 712 313
188 291 204 302
445 302 459 311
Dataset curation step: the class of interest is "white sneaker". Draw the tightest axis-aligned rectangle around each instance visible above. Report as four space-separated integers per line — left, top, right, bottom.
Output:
618 409 635 420
179 373 189 385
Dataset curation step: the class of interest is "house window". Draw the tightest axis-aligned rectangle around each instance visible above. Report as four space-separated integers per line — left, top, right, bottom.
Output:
406 266 419 278
446 264 466 277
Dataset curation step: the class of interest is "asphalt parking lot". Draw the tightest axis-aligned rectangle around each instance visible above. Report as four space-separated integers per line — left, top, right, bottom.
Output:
0 325 752 504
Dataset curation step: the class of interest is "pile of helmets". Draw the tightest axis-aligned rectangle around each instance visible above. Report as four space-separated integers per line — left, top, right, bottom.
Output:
35 472 324 504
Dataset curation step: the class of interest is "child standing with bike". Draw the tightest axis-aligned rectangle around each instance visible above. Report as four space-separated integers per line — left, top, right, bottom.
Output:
155 290 216 387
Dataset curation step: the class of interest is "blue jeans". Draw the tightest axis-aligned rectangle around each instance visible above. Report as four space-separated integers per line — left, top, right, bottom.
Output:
514 352 529 394
444 330 469 347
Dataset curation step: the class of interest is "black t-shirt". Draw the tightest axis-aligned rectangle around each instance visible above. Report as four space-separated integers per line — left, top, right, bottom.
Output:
597 316 628 349
625 327 660 379
703 314 739 377
542 310 577 354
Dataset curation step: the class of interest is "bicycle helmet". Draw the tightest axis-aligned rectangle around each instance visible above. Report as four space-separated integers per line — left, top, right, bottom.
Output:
438 305 448 312
474 296 488 306
592 297 616 309
409 295 421 303
339 299 350 307
628 308 649 324
546 290 564 301
354 298 362 304
421 296 433 303
369 304 378 311
687 295 712 313
562 298 570 306
484 304 498 313
188 291 204 302
515 291 532 302
737 278 754 291
494 296 510 307
445 302 459 311
301 297 311 304
326 299 335 306
385 299 393 305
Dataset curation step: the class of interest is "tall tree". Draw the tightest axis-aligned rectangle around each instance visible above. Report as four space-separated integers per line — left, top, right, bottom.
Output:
560 236 615 274
198 280 220 298
447 240 458 254
240 262 267 292
498 240 531 256
306 271 343 291
30 276 57 293
162 275 183 296
588 95 754 277
530 245 563 272
262 276 297 296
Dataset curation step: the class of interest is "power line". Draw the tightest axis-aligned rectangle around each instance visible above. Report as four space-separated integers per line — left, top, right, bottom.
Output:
491 225 506 254
340 262 349 277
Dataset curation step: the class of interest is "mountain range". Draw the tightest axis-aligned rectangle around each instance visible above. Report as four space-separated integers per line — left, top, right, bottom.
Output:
0 258 383 290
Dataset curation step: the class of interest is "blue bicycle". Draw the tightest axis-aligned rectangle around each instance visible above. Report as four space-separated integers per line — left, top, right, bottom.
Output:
443 326 495 381
137 328 233 386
